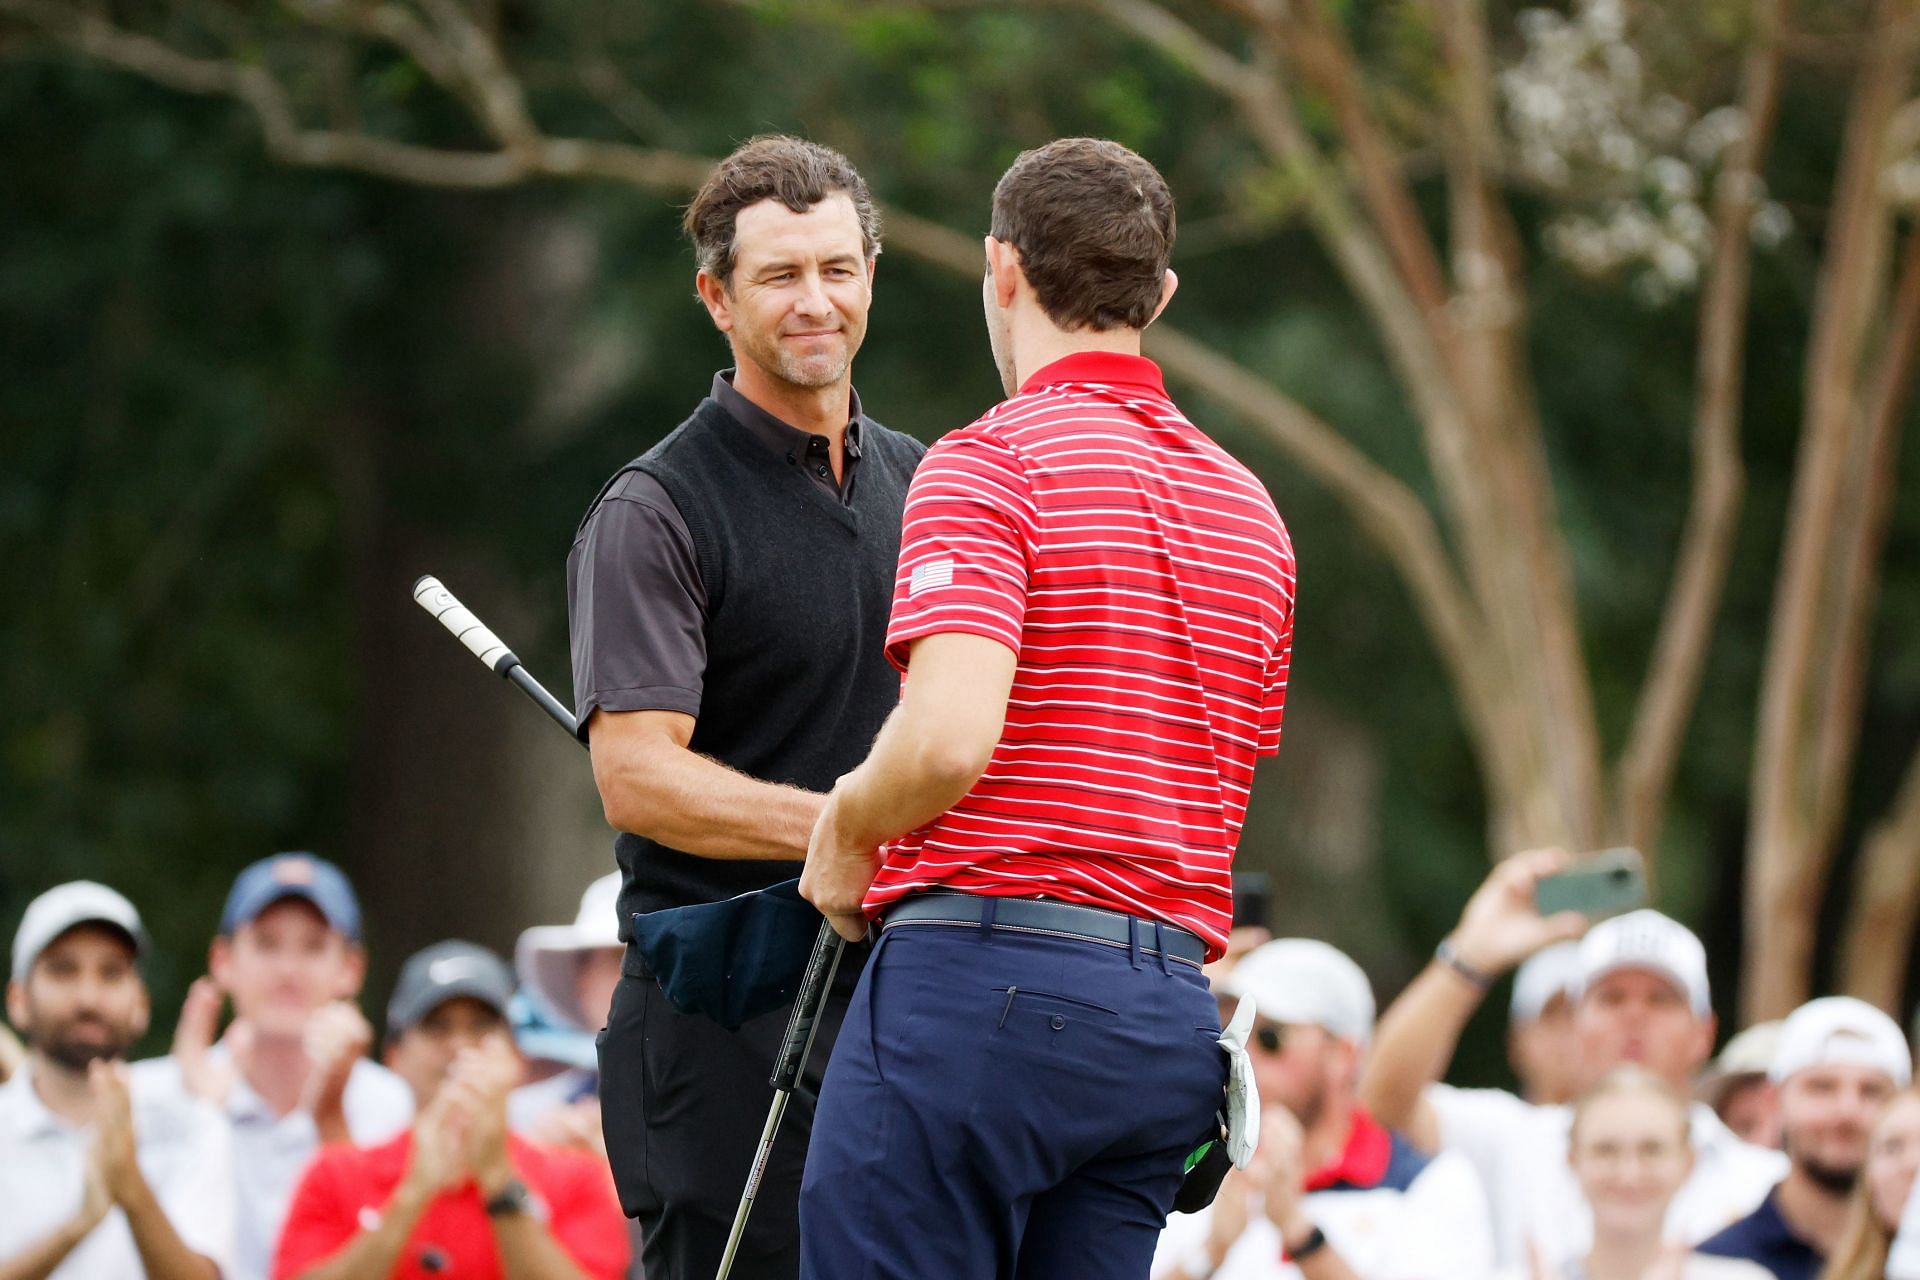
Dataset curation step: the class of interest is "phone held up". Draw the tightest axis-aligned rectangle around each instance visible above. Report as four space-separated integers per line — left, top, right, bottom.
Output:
1533 847 1649 921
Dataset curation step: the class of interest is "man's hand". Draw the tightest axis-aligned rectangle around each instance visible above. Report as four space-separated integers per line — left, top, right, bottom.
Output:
450 1035 524 1199
800 787 880 942
526 1099 607 1159
1258 1105 1313 1245
1448 848 1589 977
1201 1147 1271 1272
87 1060 141 1205
172 978 247 1106
299 1001 373 1142
402 1091 476 1201
74 1132 114 1235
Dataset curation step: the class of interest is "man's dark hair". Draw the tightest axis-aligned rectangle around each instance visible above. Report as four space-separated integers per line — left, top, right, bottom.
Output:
682 135 882 284
989 137 1175 332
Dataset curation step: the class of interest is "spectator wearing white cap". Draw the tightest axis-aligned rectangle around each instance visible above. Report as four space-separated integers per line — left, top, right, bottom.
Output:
0 882 235 1279
1359 852 1786 1269
1510 943 1585 1105
508 872 622 1151
1697 1023 1785 1150
1695 997 1911 1280
1154 939 1493 1280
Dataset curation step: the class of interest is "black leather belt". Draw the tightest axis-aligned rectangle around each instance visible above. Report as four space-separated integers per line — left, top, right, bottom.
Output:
882 892 1207 967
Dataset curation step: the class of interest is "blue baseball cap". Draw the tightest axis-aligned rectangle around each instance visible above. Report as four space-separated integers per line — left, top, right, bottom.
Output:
220 853 362 940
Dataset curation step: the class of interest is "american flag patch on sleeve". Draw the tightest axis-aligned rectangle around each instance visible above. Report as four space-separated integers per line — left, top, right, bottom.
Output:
909 558 955 596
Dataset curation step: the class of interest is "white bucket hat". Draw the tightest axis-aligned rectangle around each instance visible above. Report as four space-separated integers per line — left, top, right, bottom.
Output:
514 872 622 1032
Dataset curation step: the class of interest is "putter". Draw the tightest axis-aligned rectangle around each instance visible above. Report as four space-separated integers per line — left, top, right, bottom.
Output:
412 573 848 1280
412 576 582 743
715 920 844 1280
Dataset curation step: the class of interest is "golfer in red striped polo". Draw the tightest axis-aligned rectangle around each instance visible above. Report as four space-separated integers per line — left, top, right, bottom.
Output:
796 137 1296 1279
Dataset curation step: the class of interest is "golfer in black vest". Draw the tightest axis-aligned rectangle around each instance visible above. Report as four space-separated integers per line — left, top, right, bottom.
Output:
566 135 924 1280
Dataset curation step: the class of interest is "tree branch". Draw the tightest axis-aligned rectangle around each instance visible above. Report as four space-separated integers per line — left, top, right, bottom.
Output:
0 0 713 189
1615 0 1786 854
1282 0 1454 323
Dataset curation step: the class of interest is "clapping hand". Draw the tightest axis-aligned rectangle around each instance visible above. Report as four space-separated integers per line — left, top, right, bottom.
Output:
172 977 249 1106
300 1000 373 1141
447 1034 524 1198
87 1060 140 1205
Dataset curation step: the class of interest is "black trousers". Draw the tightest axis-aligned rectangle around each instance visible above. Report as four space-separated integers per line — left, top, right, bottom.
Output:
598 954 855 1280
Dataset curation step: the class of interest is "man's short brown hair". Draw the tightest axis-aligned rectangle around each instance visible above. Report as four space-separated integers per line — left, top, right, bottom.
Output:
989 138 1175 332
682 135 882 284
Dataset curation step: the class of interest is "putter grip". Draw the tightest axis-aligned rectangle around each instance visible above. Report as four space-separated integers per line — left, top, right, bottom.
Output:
412 576 517 675
770 922 842 1092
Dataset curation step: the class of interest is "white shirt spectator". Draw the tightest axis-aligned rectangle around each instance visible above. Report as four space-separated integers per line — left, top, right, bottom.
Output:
1429 1083 1786 1268
1889 1177 1920 1280
1494 1255 1773 1280
1153 1122 1493 1279
508 1066 597 1135
133 1047 412 1280
0 1062 236 1279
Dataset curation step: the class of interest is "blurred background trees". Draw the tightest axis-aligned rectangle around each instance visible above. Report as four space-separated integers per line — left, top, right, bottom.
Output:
3 0 1918 1074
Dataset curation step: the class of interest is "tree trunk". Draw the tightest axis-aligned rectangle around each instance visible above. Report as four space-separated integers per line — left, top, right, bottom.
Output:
1840 744 1920 1012
1743 0 1920 1022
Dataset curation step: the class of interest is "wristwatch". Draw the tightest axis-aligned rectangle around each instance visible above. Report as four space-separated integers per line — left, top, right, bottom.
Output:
1284 1223 1328 1262
484 1177 541 1220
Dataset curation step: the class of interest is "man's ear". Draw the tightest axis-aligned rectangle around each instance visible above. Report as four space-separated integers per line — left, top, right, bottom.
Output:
1146 268 1179 327
5 980 26 1035
337 943 368 1000
131 982 151 1043
208 936 233 991
984 237 1021 309
694 269 735 333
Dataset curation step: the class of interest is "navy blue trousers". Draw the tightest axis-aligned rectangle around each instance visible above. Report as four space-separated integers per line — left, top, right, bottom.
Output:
798 915 1226 1280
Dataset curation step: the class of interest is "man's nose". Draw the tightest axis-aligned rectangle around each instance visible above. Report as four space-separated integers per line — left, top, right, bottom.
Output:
793 272 832 318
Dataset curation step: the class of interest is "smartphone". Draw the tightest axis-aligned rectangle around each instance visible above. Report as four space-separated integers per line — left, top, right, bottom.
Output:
1232 872 1272 933
1534 847 1648 921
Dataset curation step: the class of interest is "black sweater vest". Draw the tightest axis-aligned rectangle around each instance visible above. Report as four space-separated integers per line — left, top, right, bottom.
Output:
596 396 923 926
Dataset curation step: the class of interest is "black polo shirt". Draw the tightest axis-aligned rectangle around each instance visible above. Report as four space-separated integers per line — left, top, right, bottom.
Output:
567 370 868 724
1696 1187 1822 1280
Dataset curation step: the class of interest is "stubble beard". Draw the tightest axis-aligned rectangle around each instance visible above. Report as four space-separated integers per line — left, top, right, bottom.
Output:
737 318 858 393
34 1017 135 1075
1786 1131 1864 1195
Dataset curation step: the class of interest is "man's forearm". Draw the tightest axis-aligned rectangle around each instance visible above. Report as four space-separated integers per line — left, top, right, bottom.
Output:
0 1216 92 1280
833 704 990 849
596 745 823 860
1356 958 1485 1135
118 1173 219 1280
289 1183 433 1280
493 1213 594 1280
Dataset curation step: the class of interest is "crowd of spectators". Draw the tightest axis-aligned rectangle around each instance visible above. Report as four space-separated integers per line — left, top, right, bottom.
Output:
0 855 633 1280
1154 851 1920 1280
7 847 1920 1280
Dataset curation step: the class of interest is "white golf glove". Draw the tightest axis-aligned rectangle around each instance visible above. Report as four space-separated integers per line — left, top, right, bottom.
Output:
1217 995 1261 1169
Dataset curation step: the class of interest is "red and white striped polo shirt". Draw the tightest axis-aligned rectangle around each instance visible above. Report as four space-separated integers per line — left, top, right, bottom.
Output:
863 350 1296 958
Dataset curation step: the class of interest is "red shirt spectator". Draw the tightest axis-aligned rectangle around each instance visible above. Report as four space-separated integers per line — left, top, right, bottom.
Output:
272 941 629 1280
274 1131 627 1280
864 350 1296 957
